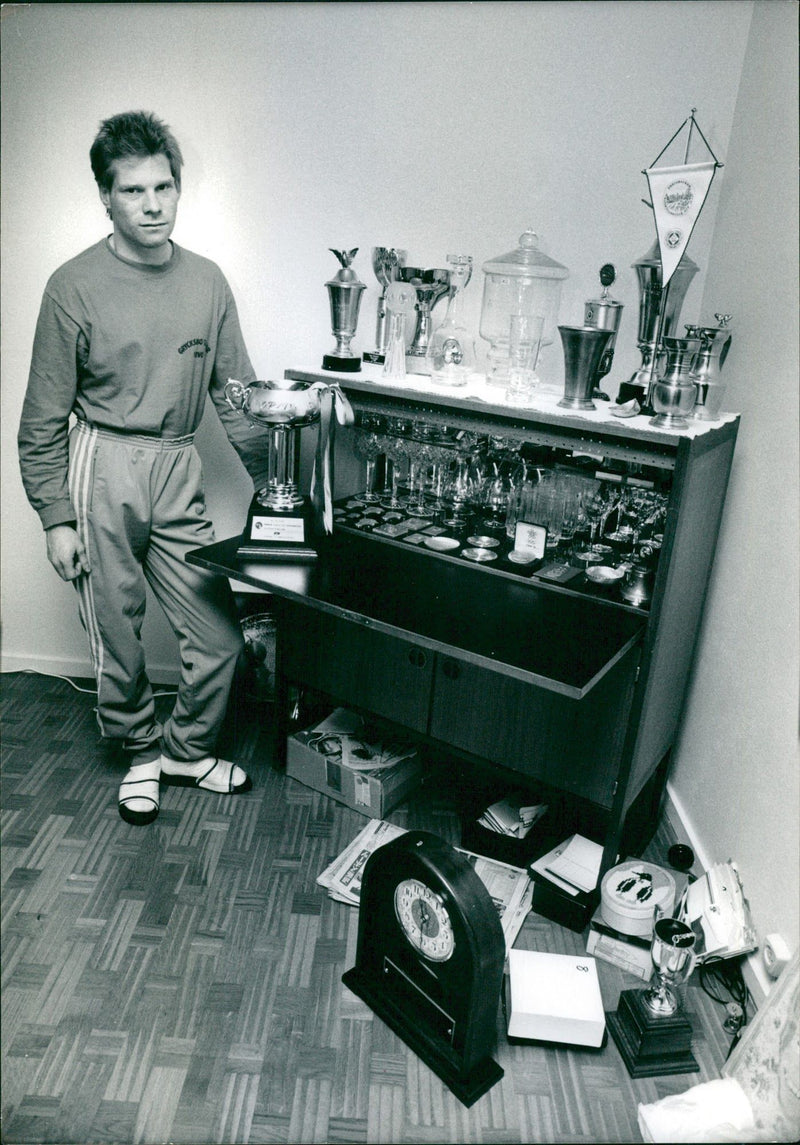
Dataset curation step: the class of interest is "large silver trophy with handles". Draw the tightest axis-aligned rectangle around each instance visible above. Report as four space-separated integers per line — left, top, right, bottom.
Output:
225 379 353 562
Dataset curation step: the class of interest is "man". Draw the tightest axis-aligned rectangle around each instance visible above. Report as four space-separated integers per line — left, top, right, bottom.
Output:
18 110 270 826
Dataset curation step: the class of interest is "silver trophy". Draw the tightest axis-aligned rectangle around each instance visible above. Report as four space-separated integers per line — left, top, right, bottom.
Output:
617 240 699 408
370 247 407 359
322 248 366 373
644 916 698 1016
607 913 700 1077
583 263 623 400
224 379 353 562
398 266 451 364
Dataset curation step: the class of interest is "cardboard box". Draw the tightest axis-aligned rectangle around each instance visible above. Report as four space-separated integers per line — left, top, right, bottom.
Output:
286 709 423 818
505 949 606 1048
586 906 654 981
461 812 556 870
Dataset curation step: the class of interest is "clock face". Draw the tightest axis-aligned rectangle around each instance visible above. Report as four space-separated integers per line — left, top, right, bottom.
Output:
394 877 455 962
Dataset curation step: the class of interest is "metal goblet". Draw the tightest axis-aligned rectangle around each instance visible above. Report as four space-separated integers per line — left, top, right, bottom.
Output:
643 916 698 1017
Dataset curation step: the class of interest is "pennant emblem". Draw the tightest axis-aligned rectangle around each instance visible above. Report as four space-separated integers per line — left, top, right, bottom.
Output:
645 160 717 288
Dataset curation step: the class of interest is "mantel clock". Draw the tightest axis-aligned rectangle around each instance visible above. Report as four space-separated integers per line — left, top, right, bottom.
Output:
342 830 505 1106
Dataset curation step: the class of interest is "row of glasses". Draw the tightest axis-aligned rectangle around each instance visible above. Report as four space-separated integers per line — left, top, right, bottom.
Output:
352 414 669 559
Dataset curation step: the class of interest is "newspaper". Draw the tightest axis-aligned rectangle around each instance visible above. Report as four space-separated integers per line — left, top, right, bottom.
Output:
316 818 533 954
305 707 418 771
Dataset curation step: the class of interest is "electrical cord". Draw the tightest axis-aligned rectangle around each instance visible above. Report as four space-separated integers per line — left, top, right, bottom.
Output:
698 954 753 1059
7 668 178 698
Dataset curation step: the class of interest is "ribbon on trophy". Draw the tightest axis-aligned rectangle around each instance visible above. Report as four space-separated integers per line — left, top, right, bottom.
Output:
310 383 355 533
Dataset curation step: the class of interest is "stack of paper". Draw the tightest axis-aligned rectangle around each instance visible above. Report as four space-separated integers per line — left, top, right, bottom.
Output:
530 834 604 897
478 795 549 838
316 818 533 954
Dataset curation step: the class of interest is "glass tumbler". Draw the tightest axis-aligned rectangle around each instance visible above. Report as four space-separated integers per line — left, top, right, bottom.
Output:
506 313 544 406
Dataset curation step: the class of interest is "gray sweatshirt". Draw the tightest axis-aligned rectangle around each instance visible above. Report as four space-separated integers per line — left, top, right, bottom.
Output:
18 238 269 529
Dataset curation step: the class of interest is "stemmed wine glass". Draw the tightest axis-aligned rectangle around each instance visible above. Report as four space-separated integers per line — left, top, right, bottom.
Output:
407 440 435 516
442 454 475 528
381 420 411 509
428 445 453 516
353 414 384 503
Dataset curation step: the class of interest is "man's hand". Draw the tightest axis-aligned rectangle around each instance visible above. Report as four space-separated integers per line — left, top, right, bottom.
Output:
45 525 91 581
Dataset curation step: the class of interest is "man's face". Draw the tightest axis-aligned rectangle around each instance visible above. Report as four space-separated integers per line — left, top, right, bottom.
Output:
100 154 180 264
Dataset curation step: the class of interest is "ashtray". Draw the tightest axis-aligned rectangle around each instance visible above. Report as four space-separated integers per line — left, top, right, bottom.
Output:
586 565 624 585
467 535 500 548
462 547 498 563
424 536 460 552
507 550 538 565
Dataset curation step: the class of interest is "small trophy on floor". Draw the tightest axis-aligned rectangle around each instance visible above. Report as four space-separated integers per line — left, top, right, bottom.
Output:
607 914 700 1077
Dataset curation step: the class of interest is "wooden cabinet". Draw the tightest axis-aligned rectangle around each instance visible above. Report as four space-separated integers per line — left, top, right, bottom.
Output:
188 366 738 929
279 602 433 733
285 365 739 833
428 648 638 808
279 594 640 809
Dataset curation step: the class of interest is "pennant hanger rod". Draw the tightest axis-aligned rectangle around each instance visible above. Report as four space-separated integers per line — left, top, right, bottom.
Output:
645 108 724 173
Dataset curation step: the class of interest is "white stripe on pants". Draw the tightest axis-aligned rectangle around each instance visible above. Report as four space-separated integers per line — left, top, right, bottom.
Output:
69 421 244 766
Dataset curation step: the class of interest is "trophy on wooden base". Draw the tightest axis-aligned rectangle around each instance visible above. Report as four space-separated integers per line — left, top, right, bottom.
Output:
322 248 366 373
607 915 700 1078
224 379 353 562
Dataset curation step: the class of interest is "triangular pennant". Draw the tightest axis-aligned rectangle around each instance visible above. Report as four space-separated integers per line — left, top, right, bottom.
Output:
645 160 717 288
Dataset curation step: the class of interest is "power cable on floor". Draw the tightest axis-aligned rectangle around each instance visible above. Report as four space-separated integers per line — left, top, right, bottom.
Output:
5 667 178 698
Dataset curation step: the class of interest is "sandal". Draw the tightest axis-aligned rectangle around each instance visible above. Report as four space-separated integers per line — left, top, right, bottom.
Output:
160 755 252 794
118 762 161 826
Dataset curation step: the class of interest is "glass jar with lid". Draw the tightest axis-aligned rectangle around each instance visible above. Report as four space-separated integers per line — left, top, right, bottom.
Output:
479 230 568 386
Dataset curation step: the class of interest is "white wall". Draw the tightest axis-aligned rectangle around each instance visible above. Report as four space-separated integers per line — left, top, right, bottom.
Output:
3 2 795 969
668 0 800 992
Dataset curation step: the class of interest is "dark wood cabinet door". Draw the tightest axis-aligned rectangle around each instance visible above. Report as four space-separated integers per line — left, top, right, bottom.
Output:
278 602 433 733
429 648 640 807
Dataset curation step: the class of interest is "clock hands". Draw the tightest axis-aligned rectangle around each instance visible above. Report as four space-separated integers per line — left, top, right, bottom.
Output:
418 898 432 948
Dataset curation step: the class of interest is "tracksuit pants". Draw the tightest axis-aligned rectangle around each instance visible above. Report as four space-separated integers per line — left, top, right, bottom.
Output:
69 420 244 767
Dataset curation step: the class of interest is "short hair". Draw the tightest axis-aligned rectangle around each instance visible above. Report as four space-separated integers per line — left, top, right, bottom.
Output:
90 111 183 192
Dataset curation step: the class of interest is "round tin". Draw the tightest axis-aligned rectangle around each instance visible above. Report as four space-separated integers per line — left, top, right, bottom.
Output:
462 547 498 562
600 860 677 938
467 535 500 548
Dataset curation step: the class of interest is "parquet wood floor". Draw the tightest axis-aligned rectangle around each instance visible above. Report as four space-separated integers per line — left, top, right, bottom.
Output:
1 671 733 1144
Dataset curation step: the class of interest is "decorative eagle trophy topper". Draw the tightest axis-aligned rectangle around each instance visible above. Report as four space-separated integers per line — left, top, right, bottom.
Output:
322 248 366 373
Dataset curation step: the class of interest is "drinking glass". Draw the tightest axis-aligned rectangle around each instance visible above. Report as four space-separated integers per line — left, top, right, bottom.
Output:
443 455 474 528
408 441 434 516
381 420 410 509
353 414 384 503
505 313 544 406
428 446 452 515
